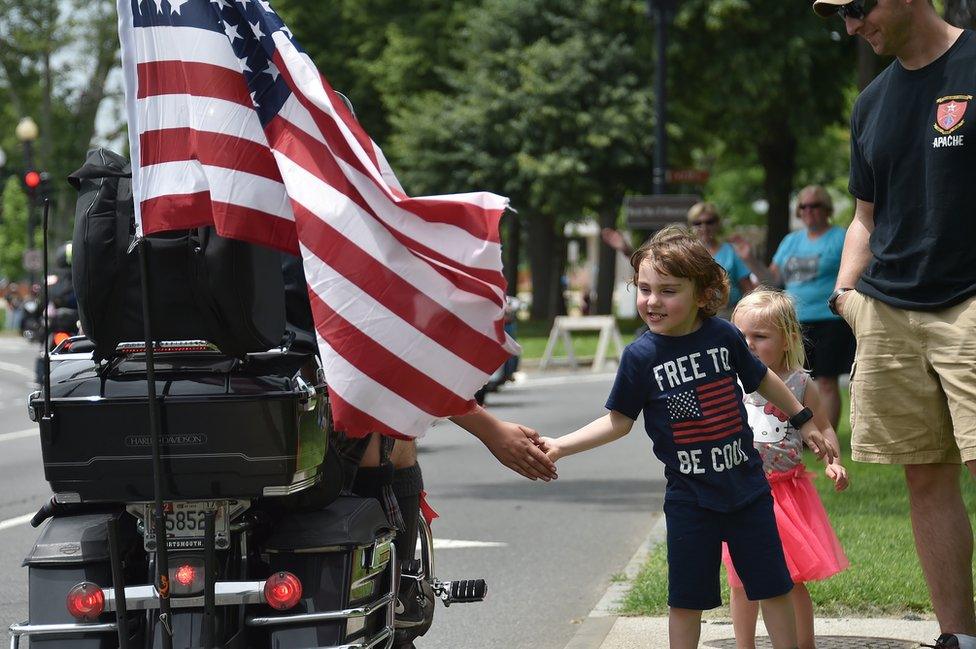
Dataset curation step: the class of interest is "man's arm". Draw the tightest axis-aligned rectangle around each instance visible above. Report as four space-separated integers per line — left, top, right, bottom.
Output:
834 199 875 315
451 407 558 482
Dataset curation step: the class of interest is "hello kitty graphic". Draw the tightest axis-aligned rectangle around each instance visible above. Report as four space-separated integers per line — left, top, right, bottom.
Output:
747 399 790 443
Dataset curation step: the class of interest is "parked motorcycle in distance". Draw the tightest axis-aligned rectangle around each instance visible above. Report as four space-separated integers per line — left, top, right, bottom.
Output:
475 296 522 406
32 244 80 385
20 288 43 342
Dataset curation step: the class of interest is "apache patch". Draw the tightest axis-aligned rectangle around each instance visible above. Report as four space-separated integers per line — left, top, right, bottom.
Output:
934 94 972 135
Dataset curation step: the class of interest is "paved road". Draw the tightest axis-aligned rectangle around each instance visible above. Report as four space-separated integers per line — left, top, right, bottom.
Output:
0 337 48 636
0 339 663 649
420 377 662 649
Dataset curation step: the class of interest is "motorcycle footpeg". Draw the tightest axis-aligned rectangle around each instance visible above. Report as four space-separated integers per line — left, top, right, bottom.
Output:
434 579 488 605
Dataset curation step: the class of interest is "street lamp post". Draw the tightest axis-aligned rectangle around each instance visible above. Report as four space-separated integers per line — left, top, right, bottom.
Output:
15 116 40 285
647 0 676 196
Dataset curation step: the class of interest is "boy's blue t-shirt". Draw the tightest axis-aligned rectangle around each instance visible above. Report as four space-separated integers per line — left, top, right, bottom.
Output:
605 317 770 512
772 226 846 322
712 242 751 307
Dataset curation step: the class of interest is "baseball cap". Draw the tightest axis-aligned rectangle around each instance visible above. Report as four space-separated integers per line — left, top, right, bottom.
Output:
812 0 849 17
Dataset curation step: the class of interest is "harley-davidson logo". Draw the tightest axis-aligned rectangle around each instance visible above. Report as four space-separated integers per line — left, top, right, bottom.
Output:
934 95 971 135
58 543 81 555
124 434 208 447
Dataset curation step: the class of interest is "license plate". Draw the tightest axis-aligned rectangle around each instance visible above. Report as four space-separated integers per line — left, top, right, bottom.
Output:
144 501 230 545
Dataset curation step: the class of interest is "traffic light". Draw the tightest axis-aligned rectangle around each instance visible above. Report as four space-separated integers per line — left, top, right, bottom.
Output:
22 170 51 198
24 170 42 191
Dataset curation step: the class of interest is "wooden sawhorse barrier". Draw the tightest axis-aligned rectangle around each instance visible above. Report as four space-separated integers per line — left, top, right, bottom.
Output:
538 315 624 372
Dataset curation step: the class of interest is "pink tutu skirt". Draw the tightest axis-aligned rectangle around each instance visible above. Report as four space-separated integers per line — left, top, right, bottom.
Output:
723 465 848 588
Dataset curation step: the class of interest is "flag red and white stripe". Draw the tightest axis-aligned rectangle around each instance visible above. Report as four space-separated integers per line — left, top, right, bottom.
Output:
118 0 518 438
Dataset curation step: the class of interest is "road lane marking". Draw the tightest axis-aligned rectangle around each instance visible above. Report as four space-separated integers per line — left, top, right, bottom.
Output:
0 361 35 380
432 539 506 549
0 513 34 531
0 428 37 443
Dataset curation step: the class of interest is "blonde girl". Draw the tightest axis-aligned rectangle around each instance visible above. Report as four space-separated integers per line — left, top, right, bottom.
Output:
725 289 849 649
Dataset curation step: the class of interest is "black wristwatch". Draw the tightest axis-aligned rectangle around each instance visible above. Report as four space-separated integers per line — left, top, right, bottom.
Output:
827 287 854 316
788 407 814 430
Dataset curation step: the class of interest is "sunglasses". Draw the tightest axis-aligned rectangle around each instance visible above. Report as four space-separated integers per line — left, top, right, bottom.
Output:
798 202 825 211
691 217 719 226
837 0 877 20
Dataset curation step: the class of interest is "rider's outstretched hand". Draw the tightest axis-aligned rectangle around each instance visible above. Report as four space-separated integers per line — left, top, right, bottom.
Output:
451 407 558 482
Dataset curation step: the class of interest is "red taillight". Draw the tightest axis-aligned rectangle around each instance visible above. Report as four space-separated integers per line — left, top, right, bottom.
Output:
66 582 105 621
264 572 302 610
175 564 196 587
168 558 205 596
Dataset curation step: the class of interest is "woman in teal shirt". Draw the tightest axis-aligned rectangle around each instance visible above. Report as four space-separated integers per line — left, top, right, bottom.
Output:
763 185 854 432
686 202 755 316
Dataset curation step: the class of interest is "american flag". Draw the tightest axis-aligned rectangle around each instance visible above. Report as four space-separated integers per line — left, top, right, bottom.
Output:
666 377 743 445
117 0 518 439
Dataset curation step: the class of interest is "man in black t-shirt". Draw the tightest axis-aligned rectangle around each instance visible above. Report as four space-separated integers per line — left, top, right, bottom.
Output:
814 1 976 647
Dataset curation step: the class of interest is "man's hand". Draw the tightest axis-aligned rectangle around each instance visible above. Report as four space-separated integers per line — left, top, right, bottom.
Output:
478 421 558 482
451 407 558 482
834 290 854 318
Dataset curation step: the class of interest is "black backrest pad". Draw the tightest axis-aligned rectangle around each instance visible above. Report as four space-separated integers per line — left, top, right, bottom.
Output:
70 148 285 358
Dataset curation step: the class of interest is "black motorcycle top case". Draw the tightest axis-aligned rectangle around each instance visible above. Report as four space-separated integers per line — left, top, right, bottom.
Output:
35 350 328 502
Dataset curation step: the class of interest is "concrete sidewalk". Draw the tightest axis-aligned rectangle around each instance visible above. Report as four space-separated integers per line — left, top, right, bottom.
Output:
582 616 941 648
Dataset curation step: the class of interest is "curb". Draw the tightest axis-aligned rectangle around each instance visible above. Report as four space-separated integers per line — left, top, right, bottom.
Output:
563 514 667 649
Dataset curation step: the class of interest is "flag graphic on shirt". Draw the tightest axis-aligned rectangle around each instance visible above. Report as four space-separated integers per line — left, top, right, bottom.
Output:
117 0 518 439
666 376 743 445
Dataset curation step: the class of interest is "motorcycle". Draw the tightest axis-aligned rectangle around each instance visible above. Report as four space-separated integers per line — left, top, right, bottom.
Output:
10 196 486 649
12 336 486 649
20 294 43 342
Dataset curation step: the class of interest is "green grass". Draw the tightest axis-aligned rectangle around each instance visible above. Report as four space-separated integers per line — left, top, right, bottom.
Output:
621 389 976 617
516 318 645 360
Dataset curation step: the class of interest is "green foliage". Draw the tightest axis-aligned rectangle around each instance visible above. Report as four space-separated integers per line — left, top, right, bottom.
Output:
275 0 477 146
390 0 654 212
666 0 857 248
669 0 855 155
0 176 30 280
0 0 119 243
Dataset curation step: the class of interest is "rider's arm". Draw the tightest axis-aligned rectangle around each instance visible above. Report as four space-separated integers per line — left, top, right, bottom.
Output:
451 407 558 482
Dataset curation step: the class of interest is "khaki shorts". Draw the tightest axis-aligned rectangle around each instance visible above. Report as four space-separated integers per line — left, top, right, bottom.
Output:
843 291 976 464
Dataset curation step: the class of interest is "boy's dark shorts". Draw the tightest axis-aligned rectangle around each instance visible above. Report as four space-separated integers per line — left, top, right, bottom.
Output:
665 493 792 610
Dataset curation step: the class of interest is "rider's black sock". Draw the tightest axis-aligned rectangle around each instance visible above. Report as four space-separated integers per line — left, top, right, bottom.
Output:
391 463 423 562
351 462 395 499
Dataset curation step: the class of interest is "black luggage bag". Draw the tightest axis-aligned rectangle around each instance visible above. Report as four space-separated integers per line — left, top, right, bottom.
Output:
68 148 286 360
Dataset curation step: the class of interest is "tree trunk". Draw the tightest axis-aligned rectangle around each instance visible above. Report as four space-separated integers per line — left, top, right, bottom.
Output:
945 0 976 27
550 233 567 319
503 209 521 297
527 213 556 321
856 38 879 90
757 130 797 264
595 207 618 315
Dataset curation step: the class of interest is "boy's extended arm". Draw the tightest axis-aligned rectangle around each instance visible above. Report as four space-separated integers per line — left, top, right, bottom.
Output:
545 411 635 462
756 371 837 463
